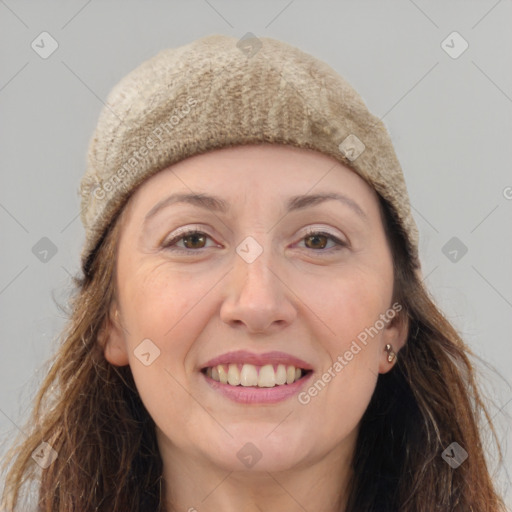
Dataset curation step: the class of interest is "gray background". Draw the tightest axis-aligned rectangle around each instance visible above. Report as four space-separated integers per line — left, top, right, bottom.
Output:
1 0 511 508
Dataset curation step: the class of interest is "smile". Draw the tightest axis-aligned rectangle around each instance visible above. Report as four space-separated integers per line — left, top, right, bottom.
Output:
202 363 311 388
200 350 314 404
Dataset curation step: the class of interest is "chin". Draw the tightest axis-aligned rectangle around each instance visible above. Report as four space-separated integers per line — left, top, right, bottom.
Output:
198 428 311 473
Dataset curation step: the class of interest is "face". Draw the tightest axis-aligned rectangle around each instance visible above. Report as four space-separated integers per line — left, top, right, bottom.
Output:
101 143 407 476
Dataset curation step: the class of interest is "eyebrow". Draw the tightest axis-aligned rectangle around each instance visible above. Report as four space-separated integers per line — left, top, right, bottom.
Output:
144 191 368 224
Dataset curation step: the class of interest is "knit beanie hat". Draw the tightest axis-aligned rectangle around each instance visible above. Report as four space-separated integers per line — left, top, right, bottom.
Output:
79 33 420 275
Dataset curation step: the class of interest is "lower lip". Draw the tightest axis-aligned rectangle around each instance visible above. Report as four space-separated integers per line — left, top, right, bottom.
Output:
201 371 313 404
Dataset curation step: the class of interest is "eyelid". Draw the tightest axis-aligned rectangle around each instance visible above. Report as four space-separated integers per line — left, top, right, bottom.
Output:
164 224 205 240
301 225 347 241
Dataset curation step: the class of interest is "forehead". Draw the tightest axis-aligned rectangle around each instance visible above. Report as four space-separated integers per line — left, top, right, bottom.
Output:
121 143 379 222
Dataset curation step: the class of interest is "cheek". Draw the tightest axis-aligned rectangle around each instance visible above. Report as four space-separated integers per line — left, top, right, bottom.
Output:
304 264 392 345
117 262 204 380
120 266 216 431
297 274 386 443
122 262 213 341
297 264 391 404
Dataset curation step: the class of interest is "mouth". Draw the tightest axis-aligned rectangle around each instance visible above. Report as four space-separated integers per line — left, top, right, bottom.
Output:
201 363 313 388
199 350 314 404
200 364 313 404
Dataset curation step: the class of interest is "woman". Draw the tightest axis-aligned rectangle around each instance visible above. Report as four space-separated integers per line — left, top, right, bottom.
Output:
0 34 507 511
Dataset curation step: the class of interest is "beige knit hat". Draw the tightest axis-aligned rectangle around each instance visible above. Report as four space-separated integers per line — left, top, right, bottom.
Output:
79 33 420 275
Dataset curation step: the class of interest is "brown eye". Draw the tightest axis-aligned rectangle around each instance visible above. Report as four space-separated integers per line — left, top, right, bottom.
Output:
304 233 329 249
181 233 207 249
298 230 347 254
163 230 215 253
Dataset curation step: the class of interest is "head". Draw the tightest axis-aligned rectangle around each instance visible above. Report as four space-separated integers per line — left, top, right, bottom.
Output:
0 35 506 512
98 142 408 479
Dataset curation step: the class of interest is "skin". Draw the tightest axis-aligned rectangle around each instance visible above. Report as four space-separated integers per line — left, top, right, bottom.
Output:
100 143 408 512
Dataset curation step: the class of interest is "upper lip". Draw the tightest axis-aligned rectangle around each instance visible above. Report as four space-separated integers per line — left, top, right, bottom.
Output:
201 350 313 371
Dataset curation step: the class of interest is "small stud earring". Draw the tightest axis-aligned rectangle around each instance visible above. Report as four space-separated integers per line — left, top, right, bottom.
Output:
385 344 396 363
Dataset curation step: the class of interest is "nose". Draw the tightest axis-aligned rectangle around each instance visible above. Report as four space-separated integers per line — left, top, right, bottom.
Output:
219 243 297 334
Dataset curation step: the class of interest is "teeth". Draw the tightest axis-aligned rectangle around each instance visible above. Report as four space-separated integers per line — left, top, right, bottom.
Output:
275 364 287 385
286 365 295 384
218 365 228 384
206 363 306 387
227 364 241 386
258 364 275 387
240 364 258 386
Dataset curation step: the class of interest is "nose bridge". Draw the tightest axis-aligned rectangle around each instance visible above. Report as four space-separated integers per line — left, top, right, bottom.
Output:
219 230 296 331
234 232 279 301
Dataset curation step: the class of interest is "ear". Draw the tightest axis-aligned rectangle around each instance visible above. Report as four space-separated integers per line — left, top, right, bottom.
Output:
378 307 409 374
98 302 130 367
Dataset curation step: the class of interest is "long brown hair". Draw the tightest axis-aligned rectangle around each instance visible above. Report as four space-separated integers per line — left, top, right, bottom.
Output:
0 189 507 511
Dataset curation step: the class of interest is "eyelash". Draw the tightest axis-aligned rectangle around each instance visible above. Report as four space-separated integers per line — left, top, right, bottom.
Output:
162 228 348 255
